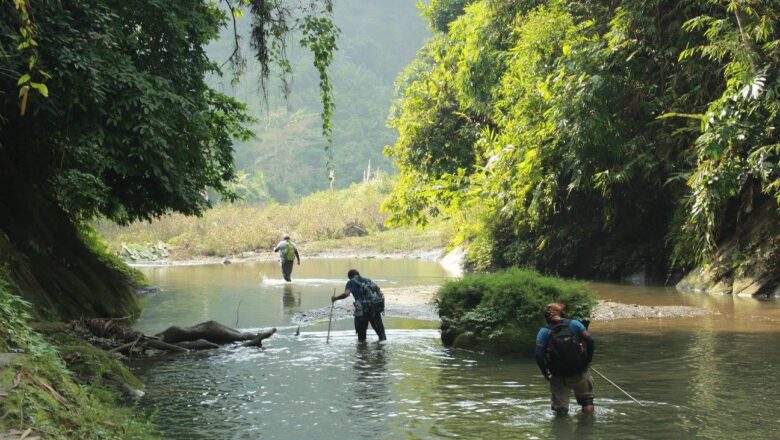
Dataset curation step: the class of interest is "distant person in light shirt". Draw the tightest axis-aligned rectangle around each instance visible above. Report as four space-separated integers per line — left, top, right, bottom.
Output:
272 233 300 282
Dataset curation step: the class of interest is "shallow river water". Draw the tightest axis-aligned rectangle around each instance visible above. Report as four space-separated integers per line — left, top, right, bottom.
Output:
131 259 780 439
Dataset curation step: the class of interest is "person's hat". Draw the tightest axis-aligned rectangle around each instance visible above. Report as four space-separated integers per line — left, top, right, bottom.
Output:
283 233 290 239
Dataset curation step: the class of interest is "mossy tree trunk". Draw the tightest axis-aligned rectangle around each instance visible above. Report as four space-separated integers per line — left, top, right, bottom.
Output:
0 151 140 320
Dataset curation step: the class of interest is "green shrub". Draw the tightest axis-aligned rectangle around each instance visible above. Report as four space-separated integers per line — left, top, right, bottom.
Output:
437 268 597 354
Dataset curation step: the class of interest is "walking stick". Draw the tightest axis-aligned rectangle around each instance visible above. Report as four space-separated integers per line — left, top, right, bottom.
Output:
590 367 645 406
326 288 335 344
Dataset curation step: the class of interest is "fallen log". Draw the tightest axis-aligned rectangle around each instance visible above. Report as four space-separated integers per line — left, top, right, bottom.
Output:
241 328 277 348
173 339 220 350
73 318 277 356
155 320 256 344
145 339 189 353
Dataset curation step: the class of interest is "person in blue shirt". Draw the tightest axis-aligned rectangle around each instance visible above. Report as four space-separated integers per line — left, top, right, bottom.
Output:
331 269 386 342
535 303 595 416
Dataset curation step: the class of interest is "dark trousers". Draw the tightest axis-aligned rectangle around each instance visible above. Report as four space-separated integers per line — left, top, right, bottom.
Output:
354 311 386 341
281 260 294 282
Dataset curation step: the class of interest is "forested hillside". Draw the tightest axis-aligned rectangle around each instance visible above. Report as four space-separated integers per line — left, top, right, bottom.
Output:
210 0 429 202
386 0 780 292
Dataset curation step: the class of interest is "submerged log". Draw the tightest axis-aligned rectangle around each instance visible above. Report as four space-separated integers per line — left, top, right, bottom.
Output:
146 339 189 353
241 328 277 348
155 320 256 344
173 339 220 350
74 318 277 356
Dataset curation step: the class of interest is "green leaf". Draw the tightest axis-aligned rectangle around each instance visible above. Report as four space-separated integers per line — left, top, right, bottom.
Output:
16 73 30 86
30 82 49 97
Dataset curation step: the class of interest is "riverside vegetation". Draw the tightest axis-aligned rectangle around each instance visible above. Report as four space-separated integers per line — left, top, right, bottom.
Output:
438 269 597 353
0 278 158 439
96 176 453 260
0 0 338 437
385 0 780 295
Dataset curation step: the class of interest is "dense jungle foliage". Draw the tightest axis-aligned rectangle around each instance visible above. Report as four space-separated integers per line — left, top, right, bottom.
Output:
0 0 346 316
0 0 255 316
385 0 780 280
438 269 596 353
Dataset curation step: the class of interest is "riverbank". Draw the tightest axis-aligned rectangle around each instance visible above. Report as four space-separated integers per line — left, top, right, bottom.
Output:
291 285 714 325
0 287 158 439
95 179 454 263
125 247 447 267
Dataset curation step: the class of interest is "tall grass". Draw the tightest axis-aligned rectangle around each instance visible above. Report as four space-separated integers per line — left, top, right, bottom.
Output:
96 177 452 258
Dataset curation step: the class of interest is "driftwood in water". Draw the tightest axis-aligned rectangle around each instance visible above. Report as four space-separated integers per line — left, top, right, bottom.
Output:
145 339 189 353
73 318 277 356
241 328 277 347
173 339 220 350
155 320 259 344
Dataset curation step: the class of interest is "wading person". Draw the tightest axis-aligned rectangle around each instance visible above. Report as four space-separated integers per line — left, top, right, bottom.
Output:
273 233 300 282
535 303 595 416
331 269 386 342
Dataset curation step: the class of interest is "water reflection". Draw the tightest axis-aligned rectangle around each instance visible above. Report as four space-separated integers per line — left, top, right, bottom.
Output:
345 344 390 437
282 283 300 311
551 414 594 440
132 263 780 439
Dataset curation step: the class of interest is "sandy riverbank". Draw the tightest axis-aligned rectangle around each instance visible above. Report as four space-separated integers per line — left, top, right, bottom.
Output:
126 248 447 267
292 285 714 325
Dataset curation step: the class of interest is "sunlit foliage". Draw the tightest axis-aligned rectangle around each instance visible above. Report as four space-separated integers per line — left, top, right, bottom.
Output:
386 0 779 277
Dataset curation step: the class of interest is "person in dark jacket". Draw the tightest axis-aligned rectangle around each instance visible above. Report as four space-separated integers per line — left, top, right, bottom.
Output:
331 269 386 342
535 303 595 416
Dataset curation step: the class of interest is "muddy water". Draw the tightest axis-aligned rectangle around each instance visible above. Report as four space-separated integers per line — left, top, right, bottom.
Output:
131 260 780 439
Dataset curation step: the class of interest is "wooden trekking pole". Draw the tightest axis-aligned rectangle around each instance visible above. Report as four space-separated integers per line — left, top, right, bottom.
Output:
326 288 335 344
591 367 644 406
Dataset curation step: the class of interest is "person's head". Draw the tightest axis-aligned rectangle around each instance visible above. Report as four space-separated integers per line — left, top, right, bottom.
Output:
544 303 565 324
347 269 360 280
282 233 290 240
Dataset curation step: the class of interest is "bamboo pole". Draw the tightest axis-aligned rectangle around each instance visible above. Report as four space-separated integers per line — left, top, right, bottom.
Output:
591 367 644 406
326 288 335 344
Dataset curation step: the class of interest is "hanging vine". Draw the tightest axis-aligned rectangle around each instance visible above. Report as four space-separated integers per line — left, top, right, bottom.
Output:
3 0 49 116
222 0 340 175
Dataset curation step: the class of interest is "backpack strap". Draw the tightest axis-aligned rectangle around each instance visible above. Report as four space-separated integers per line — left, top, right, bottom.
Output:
546 318 569 330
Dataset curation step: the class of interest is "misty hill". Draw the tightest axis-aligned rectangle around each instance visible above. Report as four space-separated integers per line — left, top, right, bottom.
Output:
208 0 430 202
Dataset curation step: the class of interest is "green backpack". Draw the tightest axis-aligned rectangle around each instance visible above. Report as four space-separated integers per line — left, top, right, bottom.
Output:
283 243 296 262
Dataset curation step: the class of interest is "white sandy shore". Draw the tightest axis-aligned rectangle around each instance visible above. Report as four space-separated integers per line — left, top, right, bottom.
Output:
291 285 713 325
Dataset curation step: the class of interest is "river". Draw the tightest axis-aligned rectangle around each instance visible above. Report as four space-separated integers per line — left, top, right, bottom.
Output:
131 258 780 439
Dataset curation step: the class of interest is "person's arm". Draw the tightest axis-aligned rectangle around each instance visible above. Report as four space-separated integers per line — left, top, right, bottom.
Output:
332 289 350 302
273 242 280 252
294 244 300 264
572 320 594 364
582 330 594 364
534 329 551 380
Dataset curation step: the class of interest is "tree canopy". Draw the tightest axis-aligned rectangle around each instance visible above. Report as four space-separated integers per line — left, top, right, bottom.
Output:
1 0 253 224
